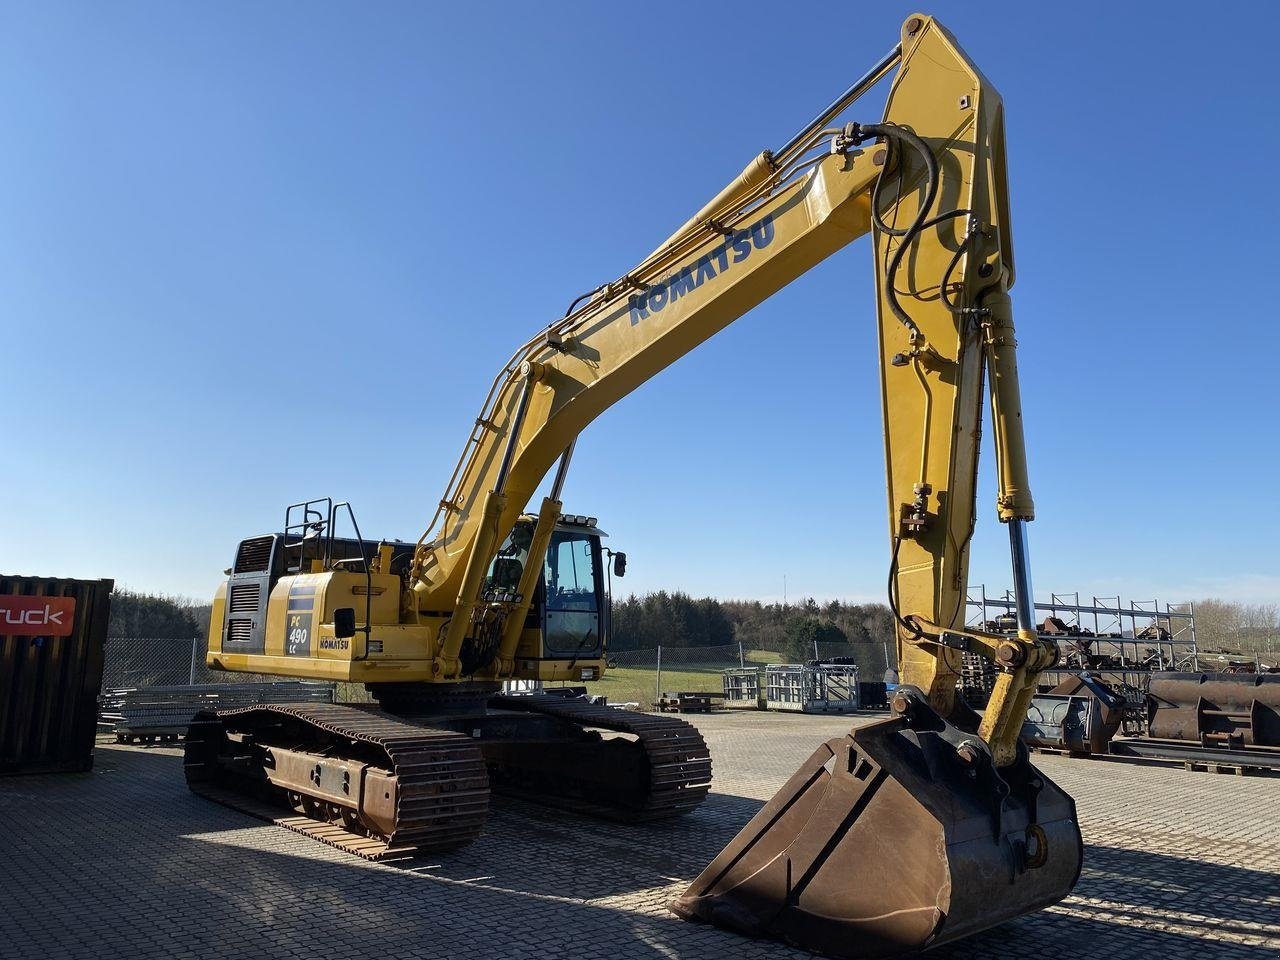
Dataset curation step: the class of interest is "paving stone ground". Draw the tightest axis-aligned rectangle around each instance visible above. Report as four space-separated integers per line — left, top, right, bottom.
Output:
1 710 1277 959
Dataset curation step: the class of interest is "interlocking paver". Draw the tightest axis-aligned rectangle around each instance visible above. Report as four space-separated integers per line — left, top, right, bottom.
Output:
0 711 1277 959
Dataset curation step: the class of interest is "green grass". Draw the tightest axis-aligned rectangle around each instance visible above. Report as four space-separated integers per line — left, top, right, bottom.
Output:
574 666 723 707
744 648 784 664
339 649 798 710
575 655 778 707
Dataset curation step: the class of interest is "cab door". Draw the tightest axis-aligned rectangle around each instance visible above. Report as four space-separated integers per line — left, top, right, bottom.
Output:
541 530 603 659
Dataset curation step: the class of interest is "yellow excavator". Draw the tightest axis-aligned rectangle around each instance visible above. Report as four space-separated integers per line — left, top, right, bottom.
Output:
186 14 1081 958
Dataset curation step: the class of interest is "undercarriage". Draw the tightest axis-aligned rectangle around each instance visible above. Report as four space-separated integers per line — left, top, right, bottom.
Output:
184 688 712 859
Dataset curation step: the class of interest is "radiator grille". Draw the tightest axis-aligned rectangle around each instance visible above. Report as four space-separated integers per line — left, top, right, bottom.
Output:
226 619 254 645
228 583 261 614
234 536 274 574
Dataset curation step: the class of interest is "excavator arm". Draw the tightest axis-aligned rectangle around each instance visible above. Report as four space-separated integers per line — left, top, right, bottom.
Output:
412 14 1053 769
402 16 1083 955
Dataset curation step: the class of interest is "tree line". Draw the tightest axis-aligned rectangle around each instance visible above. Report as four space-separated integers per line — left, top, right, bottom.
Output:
107 586 895 664
108 589 211 640
610 591 895 661
104 588 1278 661
1192 599 1279 654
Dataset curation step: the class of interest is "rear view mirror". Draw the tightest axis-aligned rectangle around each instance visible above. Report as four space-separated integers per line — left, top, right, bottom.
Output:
333 607 357 639
612 552 627 578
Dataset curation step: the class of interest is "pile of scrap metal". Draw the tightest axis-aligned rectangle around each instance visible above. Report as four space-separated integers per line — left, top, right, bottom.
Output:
1039 618 1168 671
101 682 334 743
1107 672 1280 771
1195 653 1280 674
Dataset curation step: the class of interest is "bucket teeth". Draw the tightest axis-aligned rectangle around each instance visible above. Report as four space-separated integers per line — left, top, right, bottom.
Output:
672 701 1082 959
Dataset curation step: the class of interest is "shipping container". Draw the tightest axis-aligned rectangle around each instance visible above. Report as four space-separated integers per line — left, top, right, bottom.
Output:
1 575 113 775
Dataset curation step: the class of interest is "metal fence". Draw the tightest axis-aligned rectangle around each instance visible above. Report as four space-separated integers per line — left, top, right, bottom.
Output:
104 637 281 688
604 640 891 706
101 637 371 702
610 641 890 672
105 637 202 688
103 637 892 711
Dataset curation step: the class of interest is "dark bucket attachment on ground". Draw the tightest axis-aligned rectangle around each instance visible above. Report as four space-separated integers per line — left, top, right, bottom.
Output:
1021 673 1125 755
671 690 1082 959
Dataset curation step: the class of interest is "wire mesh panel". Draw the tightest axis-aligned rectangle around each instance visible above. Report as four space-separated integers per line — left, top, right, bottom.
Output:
607 648 661 670
764 663 860 713
105 636 304 689
806 663 860 714
103 638 201 689
100 638 349 732
649 643 743 667
102 681 334 739
765 665 807 712
721 667 762 709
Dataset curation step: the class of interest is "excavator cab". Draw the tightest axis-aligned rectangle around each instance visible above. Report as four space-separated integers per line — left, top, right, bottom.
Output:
484 514 611 673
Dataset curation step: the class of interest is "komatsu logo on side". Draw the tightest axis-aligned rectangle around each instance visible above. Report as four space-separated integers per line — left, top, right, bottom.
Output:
629 214 775 325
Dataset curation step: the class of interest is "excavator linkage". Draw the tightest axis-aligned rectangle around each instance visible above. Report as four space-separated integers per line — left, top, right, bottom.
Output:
672 691 1082 958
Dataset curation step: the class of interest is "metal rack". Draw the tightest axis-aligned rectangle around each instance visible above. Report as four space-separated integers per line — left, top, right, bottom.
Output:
763 663 860 714
963 587 1199 732
966 586 1199 670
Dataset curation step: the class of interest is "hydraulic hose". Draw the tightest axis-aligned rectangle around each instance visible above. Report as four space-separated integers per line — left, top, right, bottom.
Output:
848 122 942 338
852 122 939 238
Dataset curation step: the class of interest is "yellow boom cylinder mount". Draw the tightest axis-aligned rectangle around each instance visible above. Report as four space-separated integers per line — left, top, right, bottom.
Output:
494 495 561 675
659 151 777 251
436 488 507 679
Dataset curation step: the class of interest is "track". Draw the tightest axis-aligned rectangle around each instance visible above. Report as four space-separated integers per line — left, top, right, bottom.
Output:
488 694 713 820
184 703 490 860
184 695 712 860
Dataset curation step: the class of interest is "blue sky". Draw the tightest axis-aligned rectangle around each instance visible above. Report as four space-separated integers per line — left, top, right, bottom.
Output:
3 2 1277 609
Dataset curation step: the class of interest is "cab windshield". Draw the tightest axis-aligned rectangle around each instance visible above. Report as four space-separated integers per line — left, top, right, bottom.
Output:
542 530 600 656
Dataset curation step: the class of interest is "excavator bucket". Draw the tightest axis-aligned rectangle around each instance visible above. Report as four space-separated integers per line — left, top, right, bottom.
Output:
672 694 1082 958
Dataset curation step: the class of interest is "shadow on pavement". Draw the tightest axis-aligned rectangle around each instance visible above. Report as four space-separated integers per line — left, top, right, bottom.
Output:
1 744 1275 960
